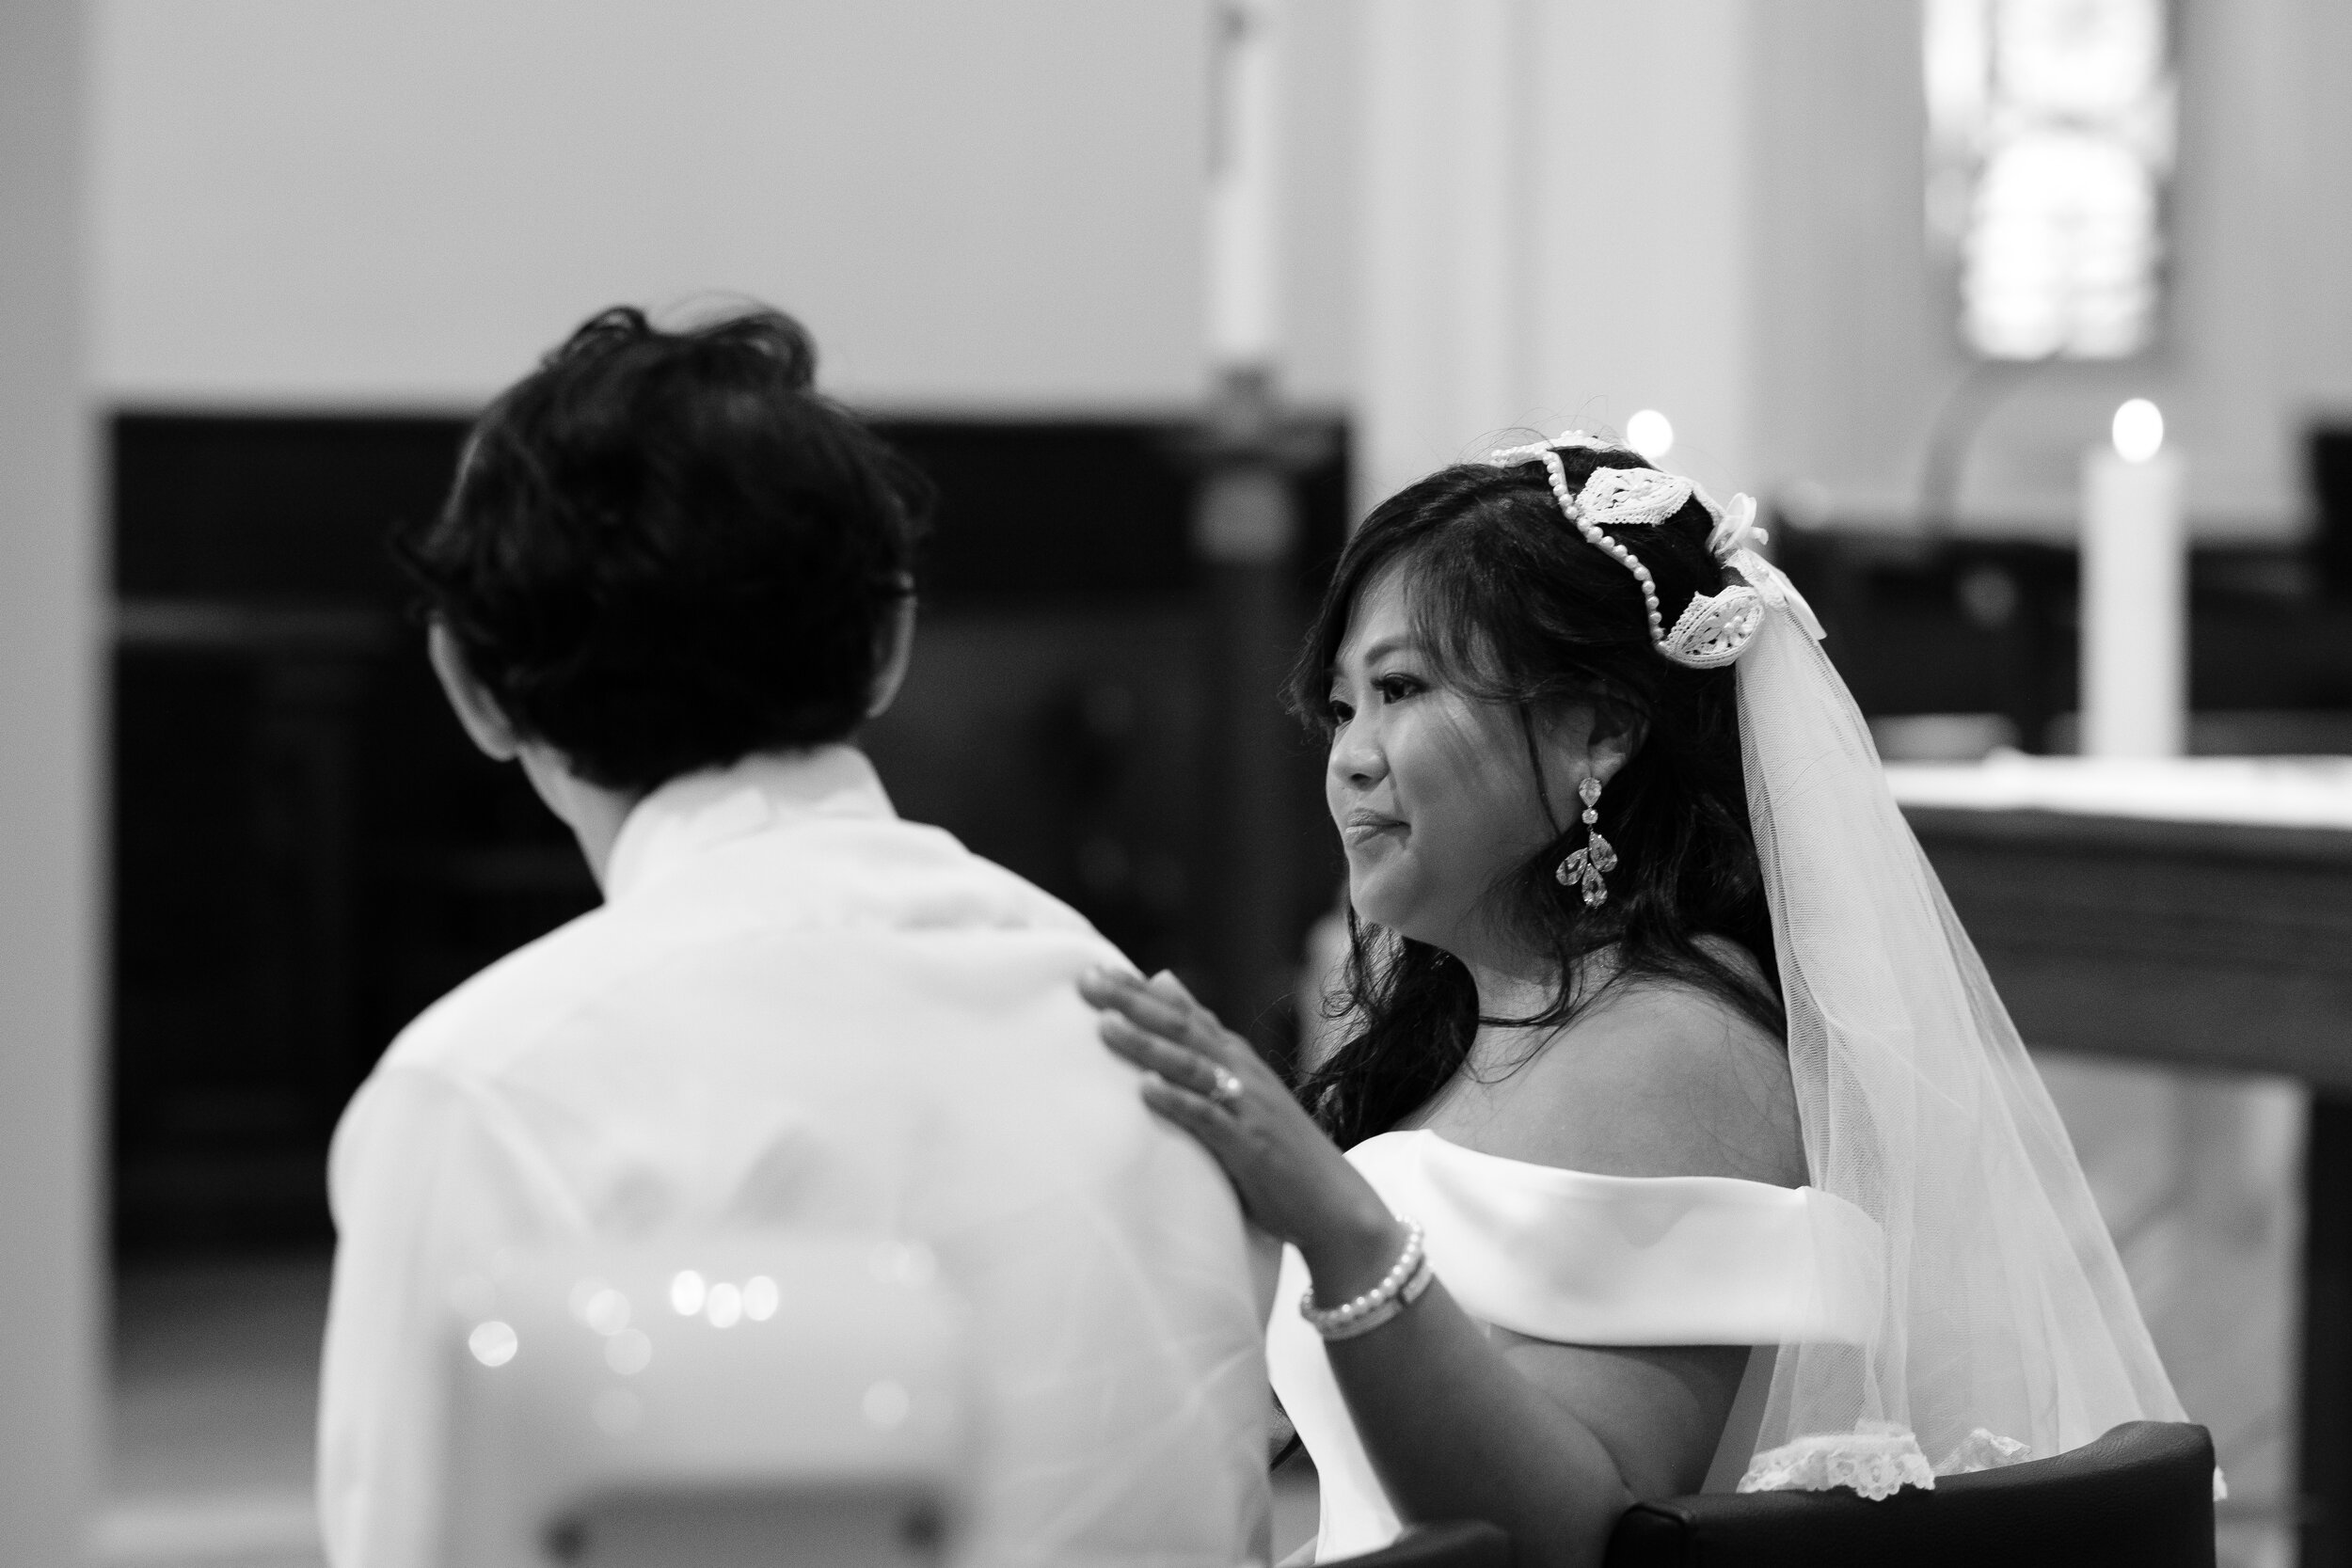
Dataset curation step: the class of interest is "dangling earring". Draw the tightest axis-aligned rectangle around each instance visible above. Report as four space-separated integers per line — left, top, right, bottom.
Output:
1555 777 1617 910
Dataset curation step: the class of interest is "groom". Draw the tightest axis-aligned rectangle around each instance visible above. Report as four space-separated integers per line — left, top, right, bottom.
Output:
316 306 1268 1567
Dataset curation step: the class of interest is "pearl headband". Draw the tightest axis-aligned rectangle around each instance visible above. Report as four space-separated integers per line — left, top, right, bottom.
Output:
1483 432 1812 669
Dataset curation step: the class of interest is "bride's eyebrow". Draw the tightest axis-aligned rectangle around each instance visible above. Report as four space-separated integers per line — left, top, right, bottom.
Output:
1349 635 1423 666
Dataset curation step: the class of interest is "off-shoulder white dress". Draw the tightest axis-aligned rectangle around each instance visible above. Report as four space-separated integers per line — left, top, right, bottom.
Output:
1266 1130 1881 1560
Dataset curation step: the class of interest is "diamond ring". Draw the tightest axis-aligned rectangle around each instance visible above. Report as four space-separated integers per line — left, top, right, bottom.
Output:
1208 1066 1245 1109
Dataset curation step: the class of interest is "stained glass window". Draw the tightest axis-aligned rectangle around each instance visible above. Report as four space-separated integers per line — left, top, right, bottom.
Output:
1925 0 2175 359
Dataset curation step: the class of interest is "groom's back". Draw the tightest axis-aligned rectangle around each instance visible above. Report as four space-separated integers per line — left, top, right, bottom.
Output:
322 756 1267 1566
318 307 1265 1568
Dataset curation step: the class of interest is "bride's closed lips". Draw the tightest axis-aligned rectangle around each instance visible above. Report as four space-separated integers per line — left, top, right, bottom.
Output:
1341 809 1406 845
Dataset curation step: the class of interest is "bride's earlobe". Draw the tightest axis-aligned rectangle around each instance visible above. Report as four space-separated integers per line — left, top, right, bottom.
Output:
1583 699 1646 788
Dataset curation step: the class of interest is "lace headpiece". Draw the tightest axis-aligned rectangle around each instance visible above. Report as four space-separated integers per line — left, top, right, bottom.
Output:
1484 432 1819 669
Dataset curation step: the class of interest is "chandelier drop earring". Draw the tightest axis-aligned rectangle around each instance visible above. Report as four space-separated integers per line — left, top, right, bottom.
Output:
1555 777 1617 910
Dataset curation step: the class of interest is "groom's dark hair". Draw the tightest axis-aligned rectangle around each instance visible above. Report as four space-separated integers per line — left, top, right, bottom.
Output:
393 304 931 793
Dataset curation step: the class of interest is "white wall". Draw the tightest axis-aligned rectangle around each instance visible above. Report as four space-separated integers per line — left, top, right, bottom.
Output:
90 2 2352 511
93 0 1354 414
0 2 102 1560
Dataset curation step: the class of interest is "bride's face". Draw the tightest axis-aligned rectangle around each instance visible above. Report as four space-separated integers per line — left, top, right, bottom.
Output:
1324 567 1588 961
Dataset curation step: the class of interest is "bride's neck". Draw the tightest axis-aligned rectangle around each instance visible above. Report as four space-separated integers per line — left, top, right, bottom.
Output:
1461 943 1619 1056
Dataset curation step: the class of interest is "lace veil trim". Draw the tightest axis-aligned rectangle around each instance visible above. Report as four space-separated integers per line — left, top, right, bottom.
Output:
1738 1423 2033 1498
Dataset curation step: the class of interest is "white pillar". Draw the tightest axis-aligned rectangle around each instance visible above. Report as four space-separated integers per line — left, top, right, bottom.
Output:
1526 0 1757 501
0 2 102 1562
1354 1 1759 517
1208 0 1284 375
1356 0 1532 513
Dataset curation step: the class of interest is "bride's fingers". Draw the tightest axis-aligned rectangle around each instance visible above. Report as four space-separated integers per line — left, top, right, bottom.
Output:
1081 967 1232 1057
1145 969 1203 1006
1137 1070 1247 1156
1098 1012 1233 1096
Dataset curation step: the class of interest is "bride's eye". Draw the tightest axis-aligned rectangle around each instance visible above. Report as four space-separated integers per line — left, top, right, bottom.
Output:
1326 693 1356 725
1374 673 1423 704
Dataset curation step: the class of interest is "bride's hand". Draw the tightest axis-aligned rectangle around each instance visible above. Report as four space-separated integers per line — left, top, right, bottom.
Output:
1078 967 1396 1269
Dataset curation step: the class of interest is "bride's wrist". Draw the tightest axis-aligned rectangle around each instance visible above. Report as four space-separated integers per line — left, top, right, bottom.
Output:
1296 1196 1411 1308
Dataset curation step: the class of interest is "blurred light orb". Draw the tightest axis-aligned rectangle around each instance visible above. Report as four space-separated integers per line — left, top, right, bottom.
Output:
468 1320 518 1368
669 1270 707 1316
581 1288 630 1337
1626 409 1675 461
743 1275 780 1322
706 1282 744 1328
604 1327 653 1375
566 1277 608 1323
2111 398 2164 462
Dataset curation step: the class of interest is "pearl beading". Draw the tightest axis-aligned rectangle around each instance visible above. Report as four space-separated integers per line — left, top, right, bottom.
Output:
1485 432 1772 671
1300 1218 1436 1341
1541 449 1666 643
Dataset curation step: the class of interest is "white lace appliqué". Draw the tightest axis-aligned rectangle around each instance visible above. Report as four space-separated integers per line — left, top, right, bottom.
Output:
1661 586 1765 668
1737 1423 1936 1500
1937 1428 2034 1475
1739 1423 2042 1499
1577 466 1693 530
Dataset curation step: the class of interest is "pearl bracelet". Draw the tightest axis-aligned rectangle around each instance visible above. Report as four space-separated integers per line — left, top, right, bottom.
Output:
1300 1219 1434 1341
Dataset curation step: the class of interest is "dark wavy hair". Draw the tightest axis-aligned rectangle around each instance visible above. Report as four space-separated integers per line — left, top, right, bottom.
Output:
393 304 932 793
1289 443 1783 1149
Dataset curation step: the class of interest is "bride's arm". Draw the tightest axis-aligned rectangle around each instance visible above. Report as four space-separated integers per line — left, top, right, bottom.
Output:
1078 966 1767 1568
1327 1283 1745 1561
1254 1143 1742 1566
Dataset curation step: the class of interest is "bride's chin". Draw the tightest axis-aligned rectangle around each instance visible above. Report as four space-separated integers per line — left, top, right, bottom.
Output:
1349 893 1437 951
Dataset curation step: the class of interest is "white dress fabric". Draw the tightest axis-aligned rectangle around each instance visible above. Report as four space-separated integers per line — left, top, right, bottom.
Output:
1266 1130 1880 1560
318 747 1269 1568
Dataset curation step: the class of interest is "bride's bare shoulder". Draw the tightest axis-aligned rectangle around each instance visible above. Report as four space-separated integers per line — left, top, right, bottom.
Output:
1474 947 1805 1189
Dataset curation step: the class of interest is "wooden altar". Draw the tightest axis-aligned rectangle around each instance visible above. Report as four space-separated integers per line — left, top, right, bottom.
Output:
1890 757 2352 1567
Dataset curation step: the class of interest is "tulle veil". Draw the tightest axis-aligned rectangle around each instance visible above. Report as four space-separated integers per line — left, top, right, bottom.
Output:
1724 548 2194 1495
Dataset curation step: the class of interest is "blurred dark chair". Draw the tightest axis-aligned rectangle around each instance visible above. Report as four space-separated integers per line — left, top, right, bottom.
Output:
1323 1422 2213 1568
1604 1420 2215 1568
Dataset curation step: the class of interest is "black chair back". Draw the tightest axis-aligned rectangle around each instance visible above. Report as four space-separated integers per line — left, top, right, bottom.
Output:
1604 1420 2216 1568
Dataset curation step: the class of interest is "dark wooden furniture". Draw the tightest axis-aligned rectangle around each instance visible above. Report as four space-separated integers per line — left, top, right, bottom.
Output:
1904 800 2352 1567
1907 804 2352 1090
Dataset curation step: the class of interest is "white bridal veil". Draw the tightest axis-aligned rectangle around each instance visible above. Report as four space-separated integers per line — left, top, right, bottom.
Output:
1724 547 2195 1496
1477 433 2192 1496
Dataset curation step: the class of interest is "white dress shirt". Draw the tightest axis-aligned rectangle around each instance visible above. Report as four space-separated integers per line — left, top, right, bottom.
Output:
318 747 1268 1568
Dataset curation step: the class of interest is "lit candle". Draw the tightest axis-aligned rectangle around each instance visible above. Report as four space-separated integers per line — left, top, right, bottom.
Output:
2081 398 2185 758
1206 0 1280 372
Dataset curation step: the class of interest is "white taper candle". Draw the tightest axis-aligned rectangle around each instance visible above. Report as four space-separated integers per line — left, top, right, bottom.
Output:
2081 400 2185 759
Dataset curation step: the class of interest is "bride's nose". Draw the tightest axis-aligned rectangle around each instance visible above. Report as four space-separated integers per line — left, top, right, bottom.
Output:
1327 721 1385 791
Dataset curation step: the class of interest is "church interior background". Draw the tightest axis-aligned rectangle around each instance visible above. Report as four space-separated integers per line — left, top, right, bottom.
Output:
4 2 2351 1564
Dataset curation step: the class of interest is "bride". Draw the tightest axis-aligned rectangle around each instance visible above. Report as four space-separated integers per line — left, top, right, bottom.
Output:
1079 435 2192 1566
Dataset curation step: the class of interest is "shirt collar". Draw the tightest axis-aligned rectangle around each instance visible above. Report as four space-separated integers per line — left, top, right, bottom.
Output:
603 745 897 903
